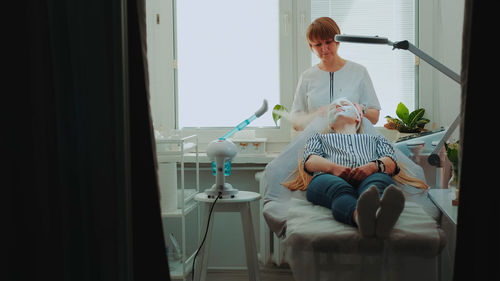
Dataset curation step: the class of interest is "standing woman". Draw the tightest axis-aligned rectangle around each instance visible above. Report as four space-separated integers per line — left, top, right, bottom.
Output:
291 17 381 131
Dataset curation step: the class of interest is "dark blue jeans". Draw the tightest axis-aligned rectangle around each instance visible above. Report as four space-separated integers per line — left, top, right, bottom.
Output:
306 172 395 226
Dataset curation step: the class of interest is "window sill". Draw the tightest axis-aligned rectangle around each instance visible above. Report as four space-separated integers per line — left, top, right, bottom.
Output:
157 152 279 164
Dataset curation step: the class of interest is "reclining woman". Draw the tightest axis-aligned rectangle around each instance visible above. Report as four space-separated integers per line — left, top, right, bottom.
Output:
283 98 426 239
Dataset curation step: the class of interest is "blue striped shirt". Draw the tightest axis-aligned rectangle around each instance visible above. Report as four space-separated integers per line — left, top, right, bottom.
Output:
303 132 396 176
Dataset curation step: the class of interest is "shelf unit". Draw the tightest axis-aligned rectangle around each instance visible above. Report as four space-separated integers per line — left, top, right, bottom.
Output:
156 135 200 280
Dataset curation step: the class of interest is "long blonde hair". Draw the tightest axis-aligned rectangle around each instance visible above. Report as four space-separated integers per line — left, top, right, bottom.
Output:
281 158 312 191
393 163 429 190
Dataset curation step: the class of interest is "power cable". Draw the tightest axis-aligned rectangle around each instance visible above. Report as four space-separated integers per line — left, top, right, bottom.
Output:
191 192 221 281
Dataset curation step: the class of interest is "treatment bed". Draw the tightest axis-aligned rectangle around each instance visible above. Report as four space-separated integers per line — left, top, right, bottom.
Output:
261 117 447 281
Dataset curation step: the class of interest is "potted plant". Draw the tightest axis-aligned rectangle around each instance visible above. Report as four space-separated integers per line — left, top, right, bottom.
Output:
445 139 460 205
384 102 430 133
445 140 460 187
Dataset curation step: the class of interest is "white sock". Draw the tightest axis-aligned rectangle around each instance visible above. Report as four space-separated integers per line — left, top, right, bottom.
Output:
356 185 380 237
376 184 405 239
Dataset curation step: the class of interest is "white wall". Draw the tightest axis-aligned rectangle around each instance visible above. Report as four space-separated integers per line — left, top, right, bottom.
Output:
418 0 464 136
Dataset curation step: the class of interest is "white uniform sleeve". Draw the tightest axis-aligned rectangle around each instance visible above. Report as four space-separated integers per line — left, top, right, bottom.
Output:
360 67 381 110
291 73 308 115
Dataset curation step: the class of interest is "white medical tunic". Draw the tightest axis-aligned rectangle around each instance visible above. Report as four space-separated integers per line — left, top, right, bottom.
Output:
291 60 381 115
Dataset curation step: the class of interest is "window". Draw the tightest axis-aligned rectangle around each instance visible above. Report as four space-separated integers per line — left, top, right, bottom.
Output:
176 0 280 128
311 0 416 126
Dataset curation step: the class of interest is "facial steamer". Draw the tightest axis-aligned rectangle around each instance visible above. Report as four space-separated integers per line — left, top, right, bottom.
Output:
204 100 268 199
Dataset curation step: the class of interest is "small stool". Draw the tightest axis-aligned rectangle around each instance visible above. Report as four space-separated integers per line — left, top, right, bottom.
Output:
194 191 261 281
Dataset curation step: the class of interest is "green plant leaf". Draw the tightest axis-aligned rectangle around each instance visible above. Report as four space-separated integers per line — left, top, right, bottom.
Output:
416 118 430 128
396 102 410 125
408 108 425 128
445 142 459 164
272 104 287 126
385 116 403 125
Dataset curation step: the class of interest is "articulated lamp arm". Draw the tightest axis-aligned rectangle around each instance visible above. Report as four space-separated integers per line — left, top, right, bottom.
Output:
392 40 461 167
334 35 461 167
392 40 461 84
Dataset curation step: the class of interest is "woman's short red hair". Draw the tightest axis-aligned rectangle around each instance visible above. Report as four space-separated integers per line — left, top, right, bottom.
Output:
306 17 341 46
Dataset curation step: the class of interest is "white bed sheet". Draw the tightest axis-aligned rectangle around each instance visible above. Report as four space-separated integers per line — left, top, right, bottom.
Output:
283 194 445 281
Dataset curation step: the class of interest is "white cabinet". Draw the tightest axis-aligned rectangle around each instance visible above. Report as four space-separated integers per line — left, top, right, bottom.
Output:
157 135 200 280
428 189 457 281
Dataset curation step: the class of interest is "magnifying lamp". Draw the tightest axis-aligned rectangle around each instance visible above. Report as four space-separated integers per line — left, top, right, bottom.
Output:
334 34 461 167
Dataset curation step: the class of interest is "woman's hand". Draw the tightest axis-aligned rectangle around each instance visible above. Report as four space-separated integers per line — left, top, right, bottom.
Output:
305 155 351 180
328 164 352 180
352 102 380 125
352 102 365 120
348 162 378 184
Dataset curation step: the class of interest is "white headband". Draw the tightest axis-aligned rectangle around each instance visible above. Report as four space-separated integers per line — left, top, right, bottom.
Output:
327 97 362 130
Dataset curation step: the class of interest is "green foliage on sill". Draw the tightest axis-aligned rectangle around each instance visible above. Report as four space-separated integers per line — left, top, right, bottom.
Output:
384 102 430 133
